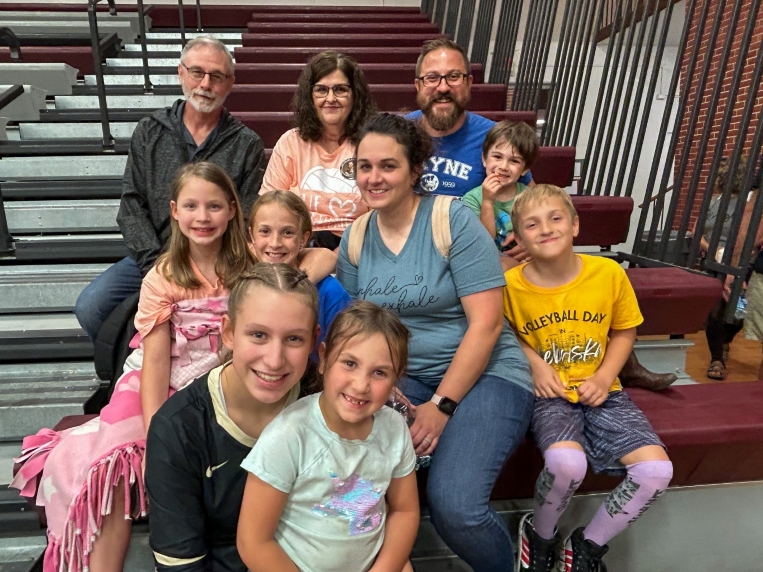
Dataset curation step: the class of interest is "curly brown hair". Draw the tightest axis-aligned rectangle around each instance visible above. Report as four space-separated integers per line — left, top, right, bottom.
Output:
716 155 750 195
291 51 377 142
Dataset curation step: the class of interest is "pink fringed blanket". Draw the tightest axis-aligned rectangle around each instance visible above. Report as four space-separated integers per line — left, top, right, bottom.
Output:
11 296 227 572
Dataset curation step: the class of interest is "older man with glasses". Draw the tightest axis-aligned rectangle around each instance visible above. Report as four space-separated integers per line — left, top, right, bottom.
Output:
407 39 532 199
74 35 265 342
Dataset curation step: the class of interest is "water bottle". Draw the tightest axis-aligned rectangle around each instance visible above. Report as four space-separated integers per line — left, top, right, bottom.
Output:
735 293 748 320
386 391 432 470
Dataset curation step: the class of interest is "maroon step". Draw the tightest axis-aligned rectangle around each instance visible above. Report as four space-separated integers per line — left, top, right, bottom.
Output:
225 83 506 113
234 47 423 65
241 33 447 48
234 62 484 84
484 381 763 502
246 22 440 34
232 110 534 148
0 46 94 76
532 146 576 188
249 13 432 23
571 195 633 248
627 267 722 336
248 6 422 13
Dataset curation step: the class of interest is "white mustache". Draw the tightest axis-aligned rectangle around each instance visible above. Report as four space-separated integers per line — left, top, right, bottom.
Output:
192 89 217 99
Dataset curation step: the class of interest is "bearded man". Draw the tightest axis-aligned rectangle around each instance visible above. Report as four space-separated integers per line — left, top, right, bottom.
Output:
74 36 264 341
407 39 531 198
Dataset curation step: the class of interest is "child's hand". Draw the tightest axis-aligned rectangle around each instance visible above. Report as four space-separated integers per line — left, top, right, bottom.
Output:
531 360 568 399
502 232 530 262
482 173 504 201
577 373 611 407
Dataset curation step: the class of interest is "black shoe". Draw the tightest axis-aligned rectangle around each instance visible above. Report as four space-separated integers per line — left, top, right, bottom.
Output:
516 514 560 572
560 528 608 572
618 350 677 391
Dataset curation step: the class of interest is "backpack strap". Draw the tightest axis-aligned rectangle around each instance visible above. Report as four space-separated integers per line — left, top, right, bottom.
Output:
348 195 455 266
432 195 456 258
347 210 374 267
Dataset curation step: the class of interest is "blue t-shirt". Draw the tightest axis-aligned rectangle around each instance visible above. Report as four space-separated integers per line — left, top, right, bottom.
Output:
336 194 531 391
314 276 351 361
405 111 532 197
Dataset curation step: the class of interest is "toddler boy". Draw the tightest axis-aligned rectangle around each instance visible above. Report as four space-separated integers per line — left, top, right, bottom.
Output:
503 185 673 572
463 121 538 256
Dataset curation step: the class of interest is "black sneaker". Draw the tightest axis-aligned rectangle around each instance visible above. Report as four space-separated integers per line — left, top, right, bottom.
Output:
516 514 560 572
559 528 608 572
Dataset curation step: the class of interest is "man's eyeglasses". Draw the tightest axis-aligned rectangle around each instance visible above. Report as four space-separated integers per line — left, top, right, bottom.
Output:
416 72 469 88
181 63 232 84
312 84 352 99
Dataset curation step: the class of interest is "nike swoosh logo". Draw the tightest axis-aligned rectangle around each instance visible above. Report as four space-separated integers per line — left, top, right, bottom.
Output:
205 460 228 478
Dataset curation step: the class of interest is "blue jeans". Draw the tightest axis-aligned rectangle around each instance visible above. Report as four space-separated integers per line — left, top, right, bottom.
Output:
74 256 144 341
402 374 534 572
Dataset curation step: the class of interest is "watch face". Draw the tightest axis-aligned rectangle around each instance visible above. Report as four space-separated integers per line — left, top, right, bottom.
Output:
438 397 458 416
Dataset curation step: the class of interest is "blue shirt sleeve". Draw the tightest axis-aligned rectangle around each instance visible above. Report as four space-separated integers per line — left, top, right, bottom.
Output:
519 170 532 185
316 276 351 343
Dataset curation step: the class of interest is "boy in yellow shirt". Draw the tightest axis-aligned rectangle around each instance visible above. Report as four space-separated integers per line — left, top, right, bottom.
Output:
503 185 673 572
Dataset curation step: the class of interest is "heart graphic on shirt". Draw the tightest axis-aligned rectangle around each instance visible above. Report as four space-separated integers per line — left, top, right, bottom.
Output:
329 197 358 219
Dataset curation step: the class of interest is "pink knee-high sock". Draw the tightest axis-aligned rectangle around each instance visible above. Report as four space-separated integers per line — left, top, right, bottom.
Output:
583 460 673 546
533 448 588 540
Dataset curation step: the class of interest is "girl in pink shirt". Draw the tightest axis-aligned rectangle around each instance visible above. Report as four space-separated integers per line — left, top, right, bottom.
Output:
13 162 254 572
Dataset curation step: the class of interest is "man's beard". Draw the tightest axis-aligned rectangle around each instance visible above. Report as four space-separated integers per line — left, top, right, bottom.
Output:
417 92 469 132
182 82 224 114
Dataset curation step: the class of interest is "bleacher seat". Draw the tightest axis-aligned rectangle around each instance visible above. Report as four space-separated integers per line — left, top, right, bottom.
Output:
483 382 763 501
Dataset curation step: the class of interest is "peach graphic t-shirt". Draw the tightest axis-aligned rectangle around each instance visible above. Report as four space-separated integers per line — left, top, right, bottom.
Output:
261 128 369 233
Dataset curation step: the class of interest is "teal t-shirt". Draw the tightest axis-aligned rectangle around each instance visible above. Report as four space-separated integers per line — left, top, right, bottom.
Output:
336 194 531 390
462 182 527 250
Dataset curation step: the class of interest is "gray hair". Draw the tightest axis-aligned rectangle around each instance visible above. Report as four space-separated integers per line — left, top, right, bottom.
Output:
180 36 234 75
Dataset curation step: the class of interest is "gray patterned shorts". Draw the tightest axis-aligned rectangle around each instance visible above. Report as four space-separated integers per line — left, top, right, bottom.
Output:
532 390 664 475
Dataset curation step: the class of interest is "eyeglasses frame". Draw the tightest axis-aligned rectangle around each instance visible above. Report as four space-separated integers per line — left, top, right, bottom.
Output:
311 83 353 99
415 72 470 88
181 63 233 84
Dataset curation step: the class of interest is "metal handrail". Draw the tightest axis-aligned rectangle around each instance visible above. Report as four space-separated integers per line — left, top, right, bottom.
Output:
87 0 116 149
88 0 153 149
177 0 204 46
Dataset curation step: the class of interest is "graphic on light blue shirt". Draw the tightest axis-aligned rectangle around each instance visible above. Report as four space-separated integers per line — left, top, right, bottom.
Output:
312 472 384 536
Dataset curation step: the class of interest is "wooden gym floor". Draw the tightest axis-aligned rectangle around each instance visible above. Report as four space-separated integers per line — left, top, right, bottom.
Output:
684 331 761 383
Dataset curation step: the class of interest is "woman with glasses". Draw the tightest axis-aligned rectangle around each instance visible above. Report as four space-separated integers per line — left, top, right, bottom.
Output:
261 51 378 250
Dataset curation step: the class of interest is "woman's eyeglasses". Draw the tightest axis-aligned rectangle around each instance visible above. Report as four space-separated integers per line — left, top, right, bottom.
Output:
181 63 232 85
312 84 352 99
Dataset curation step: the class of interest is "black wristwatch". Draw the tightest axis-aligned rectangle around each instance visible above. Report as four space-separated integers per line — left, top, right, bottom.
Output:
431 394 459 416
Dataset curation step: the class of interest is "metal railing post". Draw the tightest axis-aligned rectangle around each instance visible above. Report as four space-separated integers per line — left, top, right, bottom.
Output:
619 0 673 198
136 0 153 94
455 0 476 47
655 0 727 261
178 0 187 46
632 0 697 256
540 0 574 144
87 0 114 150
0 184 13 257
196 0 203 32
685 0 755 267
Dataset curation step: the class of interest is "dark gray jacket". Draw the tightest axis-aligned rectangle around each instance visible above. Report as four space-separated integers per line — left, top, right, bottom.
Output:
116 99 264 274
